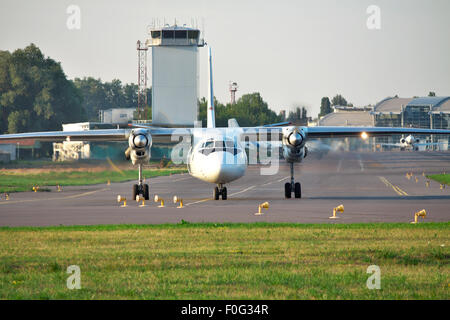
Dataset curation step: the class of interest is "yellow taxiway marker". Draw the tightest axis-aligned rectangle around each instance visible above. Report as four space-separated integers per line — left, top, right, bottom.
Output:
255 202 269 216
379 177 408 196
411 209 426 224
329 204 344 219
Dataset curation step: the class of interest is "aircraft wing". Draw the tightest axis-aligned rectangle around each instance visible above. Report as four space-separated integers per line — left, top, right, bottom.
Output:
379 143 402 147
0 129 130 142
306 126 450 138
415 142 448 146
1 126 449 145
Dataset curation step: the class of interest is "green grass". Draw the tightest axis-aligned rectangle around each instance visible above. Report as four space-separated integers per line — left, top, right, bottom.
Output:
428 174 450 186
0 168 187 193
0 222 448 299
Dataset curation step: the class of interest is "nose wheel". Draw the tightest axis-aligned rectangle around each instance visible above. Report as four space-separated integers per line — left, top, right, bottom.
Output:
285 162 301 198
214 185 227 200
133 164 150 200
133 183 149 200
285 182 301 198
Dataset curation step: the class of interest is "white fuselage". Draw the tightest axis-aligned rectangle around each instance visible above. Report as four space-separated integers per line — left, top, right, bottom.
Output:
400 135 420 149
187 135 247 184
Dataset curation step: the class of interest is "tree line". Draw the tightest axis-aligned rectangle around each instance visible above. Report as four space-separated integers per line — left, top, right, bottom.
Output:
0 44 153 134
0 44 355 135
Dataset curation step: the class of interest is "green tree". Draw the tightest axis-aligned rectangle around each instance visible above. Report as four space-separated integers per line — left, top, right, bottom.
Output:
0 44 85 134
287 106 308 125
198 92 282 127
73 77 106 121
331 94 347 107
73 78 150 121
428 91 436 97
319 97 332 117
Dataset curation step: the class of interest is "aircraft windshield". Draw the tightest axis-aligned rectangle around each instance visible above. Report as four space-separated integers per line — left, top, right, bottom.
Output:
198 139 242 156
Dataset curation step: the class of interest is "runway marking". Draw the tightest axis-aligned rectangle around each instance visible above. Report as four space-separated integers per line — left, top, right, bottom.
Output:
0 188 110 205
229 186 255 196
358 154 365 172
262 176 290 186
276 176 290 183
378 177 408 196
184 197 212 206
337 159 343 172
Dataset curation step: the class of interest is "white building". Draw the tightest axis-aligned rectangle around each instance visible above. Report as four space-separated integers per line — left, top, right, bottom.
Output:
99 108 135 124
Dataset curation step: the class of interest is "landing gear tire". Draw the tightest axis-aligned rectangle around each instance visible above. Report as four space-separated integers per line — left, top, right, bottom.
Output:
222 187 227 200
132 184 139 201
285 183 292 199
144 184 149 200
294 182 301 198
214 186 228 200
214 187 220 200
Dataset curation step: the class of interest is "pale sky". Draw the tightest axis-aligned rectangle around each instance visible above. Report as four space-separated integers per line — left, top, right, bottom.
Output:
1 0 449 117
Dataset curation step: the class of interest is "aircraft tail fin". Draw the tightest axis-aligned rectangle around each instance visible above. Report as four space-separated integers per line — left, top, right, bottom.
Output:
228 118 240 128
207 46 216 128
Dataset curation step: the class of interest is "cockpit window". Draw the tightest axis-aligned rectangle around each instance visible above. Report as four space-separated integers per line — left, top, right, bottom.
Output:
204 141 214 148
198 139 242 156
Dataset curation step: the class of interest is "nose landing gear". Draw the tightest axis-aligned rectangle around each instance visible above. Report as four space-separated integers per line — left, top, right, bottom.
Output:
214 184 227 200
132 164 150 201
285 162 301 198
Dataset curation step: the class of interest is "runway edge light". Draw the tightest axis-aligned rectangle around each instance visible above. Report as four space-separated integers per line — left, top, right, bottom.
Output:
330 204 344 219
136 195 146 207
173 196 183 208
255 202 269 216
154 195 165 208
411 209 426 224
117 195 127 207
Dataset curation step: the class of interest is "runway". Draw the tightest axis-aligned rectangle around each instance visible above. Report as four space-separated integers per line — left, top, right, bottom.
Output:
1 151 449 226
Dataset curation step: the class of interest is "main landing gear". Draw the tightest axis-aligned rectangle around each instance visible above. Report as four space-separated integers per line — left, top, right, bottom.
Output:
285 162 301 199
214 184 227 200
132 164 149 201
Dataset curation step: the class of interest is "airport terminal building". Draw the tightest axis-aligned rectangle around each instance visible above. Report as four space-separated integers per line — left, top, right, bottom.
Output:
318 96 450 151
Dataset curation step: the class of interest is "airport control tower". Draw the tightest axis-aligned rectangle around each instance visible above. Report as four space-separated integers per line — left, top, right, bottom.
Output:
146 24 204 127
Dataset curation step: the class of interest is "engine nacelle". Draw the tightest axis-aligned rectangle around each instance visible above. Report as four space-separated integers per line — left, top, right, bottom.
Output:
282 126 307 163
126 128 152 165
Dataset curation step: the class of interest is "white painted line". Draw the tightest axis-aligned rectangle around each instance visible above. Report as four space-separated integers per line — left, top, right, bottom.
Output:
358 154 365 172
276 176 290 183
337 159 342 172
229 186 255 196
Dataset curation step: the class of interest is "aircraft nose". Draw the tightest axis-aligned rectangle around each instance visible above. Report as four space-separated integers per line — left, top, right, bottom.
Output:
204 152 246 183
133 134 148 148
